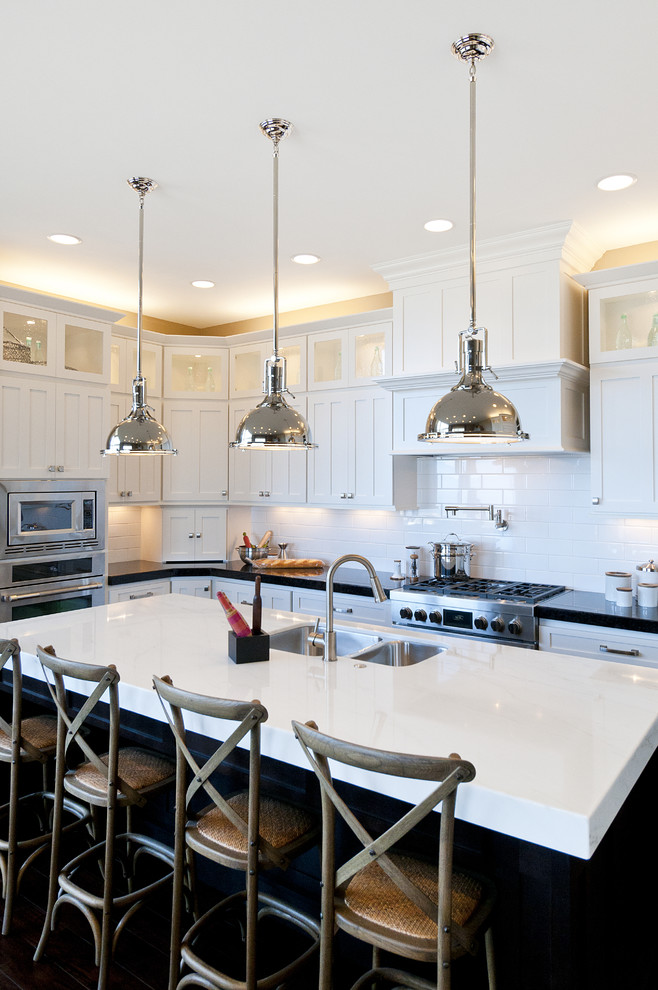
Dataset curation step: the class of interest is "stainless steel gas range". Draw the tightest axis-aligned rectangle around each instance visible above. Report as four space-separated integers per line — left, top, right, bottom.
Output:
390 577 566 649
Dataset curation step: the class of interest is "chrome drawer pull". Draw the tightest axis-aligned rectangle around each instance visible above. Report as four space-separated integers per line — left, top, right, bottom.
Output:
333 606 353 614
599 645 640 657
129 591 154 600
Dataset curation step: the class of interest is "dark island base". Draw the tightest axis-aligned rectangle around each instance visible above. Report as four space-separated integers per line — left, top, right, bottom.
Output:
3 673 658 989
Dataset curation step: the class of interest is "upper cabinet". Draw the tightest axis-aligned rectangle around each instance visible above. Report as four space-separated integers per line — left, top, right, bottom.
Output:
1 303 111 382
229 334 307 398
307 320 392 390
572 262 658 364
163 345 227 399
111 333 162 396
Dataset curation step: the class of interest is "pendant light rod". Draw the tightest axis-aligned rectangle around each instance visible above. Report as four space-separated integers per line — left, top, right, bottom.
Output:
127 177 157 382
261 118 291 357
469 58 477 331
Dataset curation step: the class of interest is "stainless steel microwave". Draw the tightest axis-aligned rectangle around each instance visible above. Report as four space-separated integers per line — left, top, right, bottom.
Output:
1 480 105 557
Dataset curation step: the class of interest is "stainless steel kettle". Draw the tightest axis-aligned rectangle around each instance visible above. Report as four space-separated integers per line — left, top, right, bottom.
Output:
428 534 475 580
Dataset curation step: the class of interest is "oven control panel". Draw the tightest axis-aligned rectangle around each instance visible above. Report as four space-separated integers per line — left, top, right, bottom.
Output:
391 595 535 646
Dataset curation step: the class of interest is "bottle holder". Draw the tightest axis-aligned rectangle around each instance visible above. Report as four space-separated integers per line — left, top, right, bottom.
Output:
228 630 270 664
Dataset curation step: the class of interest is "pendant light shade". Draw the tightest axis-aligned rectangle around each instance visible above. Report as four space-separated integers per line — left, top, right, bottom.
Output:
230 119 316 451
102 177 176 456
419 34 528 445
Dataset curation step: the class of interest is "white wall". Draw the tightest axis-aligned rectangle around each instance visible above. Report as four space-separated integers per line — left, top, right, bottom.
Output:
251 454 658 593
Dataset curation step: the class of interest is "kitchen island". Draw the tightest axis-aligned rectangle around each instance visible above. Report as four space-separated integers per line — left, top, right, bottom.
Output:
2 594 658 988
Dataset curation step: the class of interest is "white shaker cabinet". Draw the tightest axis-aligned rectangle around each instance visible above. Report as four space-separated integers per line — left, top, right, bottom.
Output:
211 577 293 613
306 387 416 508
162 507 228 562
108 579 171 603
170 577 212 598
228 397 308 504
538 619 658 668
162 400 229 502
0 374 109 480
106 394 162 503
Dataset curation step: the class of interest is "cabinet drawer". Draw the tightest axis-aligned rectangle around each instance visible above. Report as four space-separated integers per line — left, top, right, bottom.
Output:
538 619 658 667
292 589 390 627
109 580 171 603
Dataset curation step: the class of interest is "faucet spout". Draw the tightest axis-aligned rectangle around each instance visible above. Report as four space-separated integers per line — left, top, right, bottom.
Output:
324 554 386 662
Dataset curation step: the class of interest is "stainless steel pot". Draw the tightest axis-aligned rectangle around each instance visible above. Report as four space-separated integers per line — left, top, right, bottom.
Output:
428 534 475 580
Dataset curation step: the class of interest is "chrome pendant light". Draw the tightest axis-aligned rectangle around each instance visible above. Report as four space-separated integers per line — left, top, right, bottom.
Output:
102 178 177 456
230 119 316 451
419 34 528 444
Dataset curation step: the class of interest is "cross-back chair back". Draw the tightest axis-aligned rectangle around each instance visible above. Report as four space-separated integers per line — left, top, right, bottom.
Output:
292 719 496 990
34 646 175 990
0 638 88 935
153 674 320 990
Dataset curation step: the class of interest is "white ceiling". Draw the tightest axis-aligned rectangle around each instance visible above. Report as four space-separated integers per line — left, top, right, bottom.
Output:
1 0 657 329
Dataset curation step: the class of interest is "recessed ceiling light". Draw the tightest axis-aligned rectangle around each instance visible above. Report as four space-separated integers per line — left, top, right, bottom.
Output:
424 219 454 233
291 254 320 265
191 279 215 288
47 233 82 245
596 174 637 192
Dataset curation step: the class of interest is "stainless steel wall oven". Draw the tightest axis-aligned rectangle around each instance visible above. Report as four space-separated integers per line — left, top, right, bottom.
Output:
0 480 106 621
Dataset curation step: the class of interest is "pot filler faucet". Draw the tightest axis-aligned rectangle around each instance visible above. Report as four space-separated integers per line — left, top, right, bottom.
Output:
324 554 387 662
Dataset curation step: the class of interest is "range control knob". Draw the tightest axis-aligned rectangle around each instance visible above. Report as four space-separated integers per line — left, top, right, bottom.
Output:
399 607 413 620
508 618 523 636
474 615 488 631
429 610 442 624
414 609 427 622
490 616 506 633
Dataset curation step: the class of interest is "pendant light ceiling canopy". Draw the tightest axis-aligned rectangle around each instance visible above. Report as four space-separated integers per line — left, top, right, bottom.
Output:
419 34 528 445
102 177 177 456
230 119 316 451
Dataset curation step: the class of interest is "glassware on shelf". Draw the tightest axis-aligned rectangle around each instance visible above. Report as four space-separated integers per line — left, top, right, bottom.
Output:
35 339 44 364
334 350 342 380
205 366 216 391
370 345 383 376
615 313 632 350
648 314 658 347
186 365 194 390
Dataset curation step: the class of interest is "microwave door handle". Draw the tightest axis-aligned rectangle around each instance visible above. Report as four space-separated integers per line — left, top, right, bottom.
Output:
1 582 104 602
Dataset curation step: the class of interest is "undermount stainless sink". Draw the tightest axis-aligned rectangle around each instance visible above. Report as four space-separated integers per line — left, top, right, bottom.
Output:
351 639 445 667
269 624 382 657
269 624 443 666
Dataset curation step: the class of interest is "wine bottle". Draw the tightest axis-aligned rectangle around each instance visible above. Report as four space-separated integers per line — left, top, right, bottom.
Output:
648 314 658 347
615 313 632 350
216 592 251 637
251 576 262 636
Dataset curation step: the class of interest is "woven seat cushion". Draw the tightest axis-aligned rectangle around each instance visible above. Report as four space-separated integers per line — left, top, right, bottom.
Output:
72 746 174 794
0 714 58 757
194 791 315 854
343 852 483 939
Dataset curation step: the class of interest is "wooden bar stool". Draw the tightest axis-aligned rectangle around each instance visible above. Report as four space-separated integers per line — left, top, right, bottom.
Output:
292 719 497 990
33 646 176 990
0 637 90 935
153 674 321 990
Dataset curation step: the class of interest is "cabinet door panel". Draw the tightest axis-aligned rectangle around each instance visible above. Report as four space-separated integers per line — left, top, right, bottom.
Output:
56 383 108 478
162 507 196 561
307 395 350 502
195 507 227 560
353 390 392 505
197 406 229 500
163 402 228 502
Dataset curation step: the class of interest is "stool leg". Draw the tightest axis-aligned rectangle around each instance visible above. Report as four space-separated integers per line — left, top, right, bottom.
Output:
34 740 66 961
2 756 19 935
485 926 496 990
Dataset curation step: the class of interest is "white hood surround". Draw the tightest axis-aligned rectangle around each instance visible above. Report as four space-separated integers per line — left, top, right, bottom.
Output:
372 221 602 455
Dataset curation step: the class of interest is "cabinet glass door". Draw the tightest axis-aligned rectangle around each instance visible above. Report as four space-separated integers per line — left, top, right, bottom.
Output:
166 350 225 397
589 277 658 362
2 307 51 374
61 320 105 378
350 324 390 382
308 330 348 389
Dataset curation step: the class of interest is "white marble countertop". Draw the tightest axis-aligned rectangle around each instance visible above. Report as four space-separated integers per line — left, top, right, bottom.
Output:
3 594 658 861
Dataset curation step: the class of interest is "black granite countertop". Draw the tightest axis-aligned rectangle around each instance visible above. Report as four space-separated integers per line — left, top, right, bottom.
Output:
536 590 658 635
107 559 403 599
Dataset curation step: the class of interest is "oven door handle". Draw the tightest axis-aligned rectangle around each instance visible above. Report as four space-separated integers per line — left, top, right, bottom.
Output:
1 582 104 602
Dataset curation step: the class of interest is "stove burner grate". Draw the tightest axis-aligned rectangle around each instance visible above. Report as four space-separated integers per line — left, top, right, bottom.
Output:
403 578 565 604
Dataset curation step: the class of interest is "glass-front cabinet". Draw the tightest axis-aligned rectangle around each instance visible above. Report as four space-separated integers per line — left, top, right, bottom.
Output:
163 346 227 398
307 321 392 389
229 335 306 397
348 321 391 383
574 263 658 363
1 305 111 381
110 335 162 395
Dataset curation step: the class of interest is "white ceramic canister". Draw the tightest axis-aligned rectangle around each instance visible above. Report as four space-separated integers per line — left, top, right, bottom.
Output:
635 559 658 598
615 586 633 608
638 582 658 608
605 571 631 601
